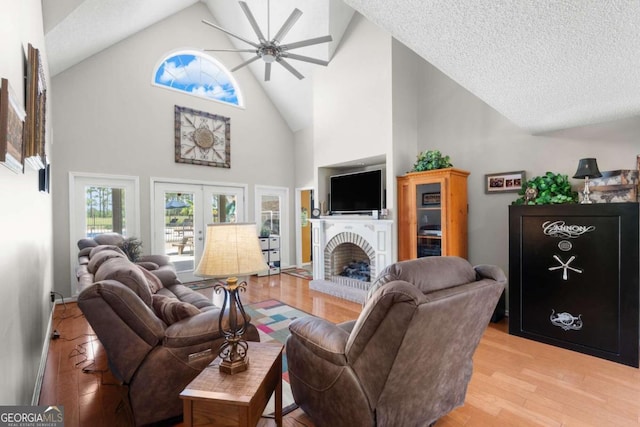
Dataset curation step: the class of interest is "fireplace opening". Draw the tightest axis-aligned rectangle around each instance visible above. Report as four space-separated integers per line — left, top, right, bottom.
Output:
331 242 371 282
340 260 370 282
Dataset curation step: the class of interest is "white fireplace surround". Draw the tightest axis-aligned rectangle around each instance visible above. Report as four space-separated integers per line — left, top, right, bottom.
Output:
310 217 395 302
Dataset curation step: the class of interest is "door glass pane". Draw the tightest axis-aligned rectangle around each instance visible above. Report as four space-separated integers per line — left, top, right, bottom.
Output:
209 194 237 223
85 186 126 237
164 192 194 272
260 195 280 235
416 183 442 257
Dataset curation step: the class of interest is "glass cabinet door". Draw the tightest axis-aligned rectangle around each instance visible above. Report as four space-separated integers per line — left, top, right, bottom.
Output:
416 182 442 257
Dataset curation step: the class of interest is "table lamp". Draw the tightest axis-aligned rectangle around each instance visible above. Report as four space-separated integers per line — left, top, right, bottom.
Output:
195 223 268 374
572 158 602 204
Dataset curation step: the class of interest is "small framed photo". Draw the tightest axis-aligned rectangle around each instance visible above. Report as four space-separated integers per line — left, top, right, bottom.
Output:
485 170 525 194
0 78 26 174
422 192 441 205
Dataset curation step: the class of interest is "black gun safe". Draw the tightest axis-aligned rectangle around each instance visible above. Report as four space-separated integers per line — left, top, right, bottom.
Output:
509 203 639 367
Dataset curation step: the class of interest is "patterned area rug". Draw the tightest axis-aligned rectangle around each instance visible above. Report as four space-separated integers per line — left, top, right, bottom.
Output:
244 299 311 417
282 267 313 280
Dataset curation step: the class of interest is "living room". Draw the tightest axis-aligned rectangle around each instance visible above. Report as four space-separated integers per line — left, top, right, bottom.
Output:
2 0 640 423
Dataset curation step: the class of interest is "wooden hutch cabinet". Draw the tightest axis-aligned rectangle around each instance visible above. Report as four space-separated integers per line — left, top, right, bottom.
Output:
397 168 470 260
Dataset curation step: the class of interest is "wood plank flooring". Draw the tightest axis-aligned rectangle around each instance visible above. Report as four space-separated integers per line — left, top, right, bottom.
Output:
39 273 640 426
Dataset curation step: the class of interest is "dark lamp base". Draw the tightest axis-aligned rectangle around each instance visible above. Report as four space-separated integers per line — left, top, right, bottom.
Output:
219 357 250 375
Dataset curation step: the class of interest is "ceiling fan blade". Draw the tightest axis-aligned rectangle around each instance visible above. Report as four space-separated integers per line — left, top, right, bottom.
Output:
265 63 272 81
202 19 260 49
281 35 333 51
282 52 329 66
204 49 257 53
231 55 261 72
277 58 304 80
239 1 267 44
272 8 303 43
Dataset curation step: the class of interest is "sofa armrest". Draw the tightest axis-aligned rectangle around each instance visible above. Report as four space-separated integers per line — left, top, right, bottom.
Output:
138 254 172 266
164 308 225 348
337 319 357 334
474 264 507 284
288 316 349 366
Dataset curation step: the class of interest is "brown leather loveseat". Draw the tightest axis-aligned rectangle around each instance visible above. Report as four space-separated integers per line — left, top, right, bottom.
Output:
76 233 260 425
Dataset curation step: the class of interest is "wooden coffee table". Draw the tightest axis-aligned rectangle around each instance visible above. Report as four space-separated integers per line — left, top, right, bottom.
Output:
180 341 284 427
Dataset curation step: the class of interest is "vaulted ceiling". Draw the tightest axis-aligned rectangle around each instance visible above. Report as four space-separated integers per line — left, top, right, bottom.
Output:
43 0 640 134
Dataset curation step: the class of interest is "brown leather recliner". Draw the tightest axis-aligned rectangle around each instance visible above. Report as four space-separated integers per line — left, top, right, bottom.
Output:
76 235 260 426
285 256 506 427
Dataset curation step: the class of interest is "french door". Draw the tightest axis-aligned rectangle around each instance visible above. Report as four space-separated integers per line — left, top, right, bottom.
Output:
69 173 140 295
153 181 245 282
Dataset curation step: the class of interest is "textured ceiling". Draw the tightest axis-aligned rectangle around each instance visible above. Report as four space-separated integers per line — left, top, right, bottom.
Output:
43 0 640 134
44 0 200 76
343 0 640 133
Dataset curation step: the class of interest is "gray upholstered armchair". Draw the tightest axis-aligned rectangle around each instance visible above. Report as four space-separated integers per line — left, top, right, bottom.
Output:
285 256 506 427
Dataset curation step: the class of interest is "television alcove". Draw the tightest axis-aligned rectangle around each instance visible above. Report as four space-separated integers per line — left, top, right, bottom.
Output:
329 169 384 215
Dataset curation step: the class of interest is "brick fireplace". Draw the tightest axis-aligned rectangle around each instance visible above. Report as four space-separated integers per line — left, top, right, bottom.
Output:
309 217 395 303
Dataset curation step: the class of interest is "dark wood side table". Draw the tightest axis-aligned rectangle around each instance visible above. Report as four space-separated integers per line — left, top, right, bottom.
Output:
180 341 284 427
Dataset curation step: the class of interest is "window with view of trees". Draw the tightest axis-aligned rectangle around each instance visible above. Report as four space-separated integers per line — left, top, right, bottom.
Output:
85 186 126 236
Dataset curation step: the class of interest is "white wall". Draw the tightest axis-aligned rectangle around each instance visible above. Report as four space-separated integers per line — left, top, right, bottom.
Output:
0 0 54 405
294 126 314 189
51 3 295 295
415 60 640 280
313 14 392 165
312 13 393 209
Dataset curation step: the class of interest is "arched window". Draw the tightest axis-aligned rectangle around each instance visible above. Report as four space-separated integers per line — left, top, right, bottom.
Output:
153 50 243 107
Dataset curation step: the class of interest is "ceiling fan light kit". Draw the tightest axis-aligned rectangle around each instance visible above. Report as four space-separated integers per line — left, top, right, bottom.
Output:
203 1 332 81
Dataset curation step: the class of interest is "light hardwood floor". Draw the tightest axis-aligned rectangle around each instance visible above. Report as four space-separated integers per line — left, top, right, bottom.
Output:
39 273 640 426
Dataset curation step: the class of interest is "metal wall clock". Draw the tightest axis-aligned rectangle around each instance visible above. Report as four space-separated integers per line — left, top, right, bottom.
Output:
174 105 230 168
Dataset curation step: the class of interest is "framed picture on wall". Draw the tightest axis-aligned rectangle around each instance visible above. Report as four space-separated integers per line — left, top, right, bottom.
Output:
24 43 46 170
485 170 525 193
174 105 230 168
0 78 26 174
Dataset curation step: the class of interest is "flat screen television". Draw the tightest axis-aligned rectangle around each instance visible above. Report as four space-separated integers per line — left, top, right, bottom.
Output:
330 169 383 214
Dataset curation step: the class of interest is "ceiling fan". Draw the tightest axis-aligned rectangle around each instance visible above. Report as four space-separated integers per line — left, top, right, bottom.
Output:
203 1 332 81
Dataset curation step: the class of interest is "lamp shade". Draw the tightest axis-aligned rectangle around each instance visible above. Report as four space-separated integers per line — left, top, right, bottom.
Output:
573 158 602 179
195 223 268 278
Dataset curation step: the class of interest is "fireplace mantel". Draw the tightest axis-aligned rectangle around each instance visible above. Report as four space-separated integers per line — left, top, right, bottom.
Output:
310 217 395 283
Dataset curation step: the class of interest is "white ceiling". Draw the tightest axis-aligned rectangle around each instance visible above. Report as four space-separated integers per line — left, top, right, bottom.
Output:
43 0 640 134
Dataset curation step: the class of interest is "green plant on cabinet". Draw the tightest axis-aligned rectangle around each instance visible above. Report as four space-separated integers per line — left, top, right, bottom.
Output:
512 172 578 205
411 150 453 172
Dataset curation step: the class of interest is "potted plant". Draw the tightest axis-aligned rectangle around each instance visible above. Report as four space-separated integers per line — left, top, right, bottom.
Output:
410 150 453 172
119 236 143 262
259 225 271 238
512 172 578 205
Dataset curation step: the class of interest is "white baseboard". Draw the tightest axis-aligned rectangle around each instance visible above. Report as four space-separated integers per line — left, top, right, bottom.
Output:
32 303 55 405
